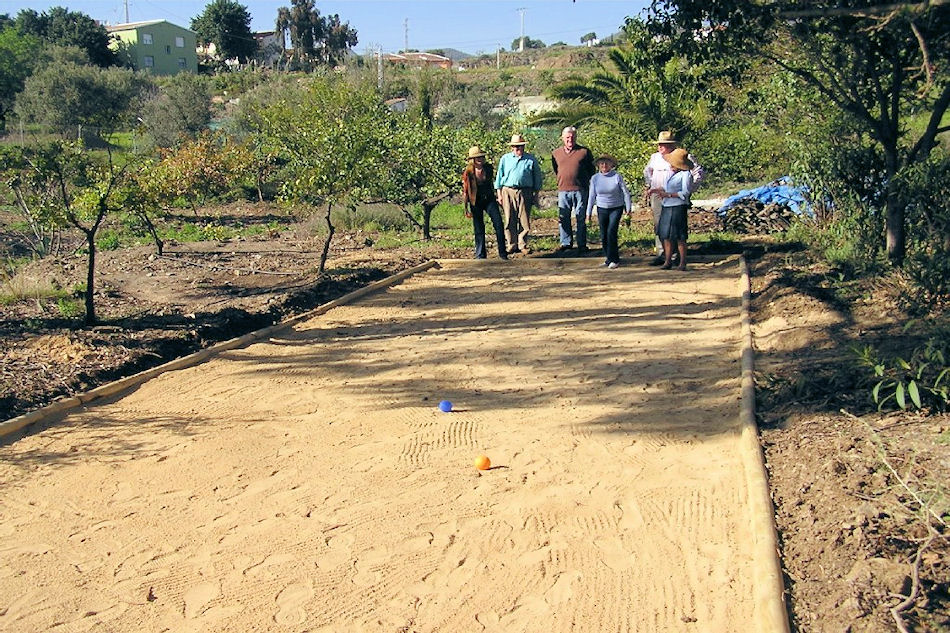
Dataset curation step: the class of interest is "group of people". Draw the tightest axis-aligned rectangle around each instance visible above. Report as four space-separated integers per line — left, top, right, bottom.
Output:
461 127 703 270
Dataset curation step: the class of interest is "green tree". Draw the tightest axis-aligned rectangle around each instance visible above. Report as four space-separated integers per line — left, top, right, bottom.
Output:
533 19 708 142
322 13 358 66
0 141 138 325
145 131 244 215
14 58 147 139
140 73 212 148
250 75 385 272
511 36 545 50
645 0 950 263
191 0 257 63
275 0 358 68
14 7 116 67
0 25 41 131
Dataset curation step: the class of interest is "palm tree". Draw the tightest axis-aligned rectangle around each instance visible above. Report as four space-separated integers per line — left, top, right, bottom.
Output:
531 20 708 140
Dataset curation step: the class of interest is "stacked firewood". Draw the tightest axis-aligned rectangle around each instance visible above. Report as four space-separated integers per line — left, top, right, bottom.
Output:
720 200 797 234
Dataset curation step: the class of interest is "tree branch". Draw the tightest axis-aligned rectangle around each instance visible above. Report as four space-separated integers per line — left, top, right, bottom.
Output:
780 0 948 19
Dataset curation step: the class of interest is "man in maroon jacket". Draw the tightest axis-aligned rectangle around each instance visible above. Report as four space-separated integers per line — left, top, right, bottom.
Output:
552 126 596 254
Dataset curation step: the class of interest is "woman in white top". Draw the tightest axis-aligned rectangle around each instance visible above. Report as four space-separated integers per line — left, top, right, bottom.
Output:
585 155 632 269
648 148 693 271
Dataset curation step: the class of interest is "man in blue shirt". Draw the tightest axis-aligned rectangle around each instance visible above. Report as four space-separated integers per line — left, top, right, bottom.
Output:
494 133 544 254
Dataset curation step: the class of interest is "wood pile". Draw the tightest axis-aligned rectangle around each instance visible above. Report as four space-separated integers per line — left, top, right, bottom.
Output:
720 200 797 234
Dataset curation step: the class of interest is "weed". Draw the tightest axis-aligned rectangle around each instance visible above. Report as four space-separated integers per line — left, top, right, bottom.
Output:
855 327 950 412
56 296 84 318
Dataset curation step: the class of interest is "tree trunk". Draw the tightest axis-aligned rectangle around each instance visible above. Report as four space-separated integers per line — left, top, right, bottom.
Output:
883 146 905 265
137 211 164 256
421 192 449 241
83 230 97 326
318 201 335 274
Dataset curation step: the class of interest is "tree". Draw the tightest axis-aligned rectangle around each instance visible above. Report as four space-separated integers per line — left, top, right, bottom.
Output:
581 32 597 46
250 75 385 272
14 58 147 139
511 36 545 50
191 0 257 63
645 0 950 264
0 141 137 325
145 131 244 216
0 26 41 131
14 7 116 67
275 0 357 68
532 22 707 142
321 13 358 66
140 73 212 148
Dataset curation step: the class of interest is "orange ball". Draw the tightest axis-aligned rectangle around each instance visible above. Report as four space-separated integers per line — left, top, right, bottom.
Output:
474 455 491 470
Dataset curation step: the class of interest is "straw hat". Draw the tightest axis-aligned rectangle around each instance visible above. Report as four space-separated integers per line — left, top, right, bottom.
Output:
595 154 617 169
664 148 694 171
508 134 527 146
656 130 678 144
466 146 486 160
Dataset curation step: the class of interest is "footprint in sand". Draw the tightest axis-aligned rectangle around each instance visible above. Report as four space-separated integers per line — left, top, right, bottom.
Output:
274 581 314 625
183 581 220 619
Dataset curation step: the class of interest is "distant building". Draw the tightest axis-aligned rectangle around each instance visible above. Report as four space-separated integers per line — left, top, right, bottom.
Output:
107 20 197 75
384 97 409 112
512 95 558 119
253 31 284 68
382 52 452 69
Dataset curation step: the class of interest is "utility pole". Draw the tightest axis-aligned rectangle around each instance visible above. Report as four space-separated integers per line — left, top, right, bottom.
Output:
496 44 501 69
403 18 409 53
124 0 129 23
517 7 526 52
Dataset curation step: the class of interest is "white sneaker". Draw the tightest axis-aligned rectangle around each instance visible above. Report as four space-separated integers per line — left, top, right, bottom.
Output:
608 262 619 269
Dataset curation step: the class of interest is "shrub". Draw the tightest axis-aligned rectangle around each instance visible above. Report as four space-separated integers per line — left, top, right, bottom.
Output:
855 328 950 412
897 153 950 308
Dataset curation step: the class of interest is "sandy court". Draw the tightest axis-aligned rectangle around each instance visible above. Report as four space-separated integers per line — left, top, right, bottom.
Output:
0 257 769 632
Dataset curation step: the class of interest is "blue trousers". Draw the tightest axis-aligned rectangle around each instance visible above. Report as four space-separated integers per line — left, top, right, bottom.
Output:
598 206 623 264
558 190 588 248
472 201 507 258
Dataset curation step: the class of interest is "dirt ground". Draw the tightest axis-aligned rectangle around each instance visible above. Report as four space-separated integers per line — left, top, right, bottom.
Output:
1 202 947 631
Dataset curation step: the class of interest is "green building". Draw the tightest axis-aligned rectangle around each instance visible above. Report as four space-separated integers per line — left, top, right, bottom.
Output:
107 20 197 75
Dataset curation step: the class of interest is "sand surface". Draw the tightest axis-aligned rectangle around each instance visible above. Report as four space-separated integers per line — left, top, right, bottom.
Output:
0 257 768 632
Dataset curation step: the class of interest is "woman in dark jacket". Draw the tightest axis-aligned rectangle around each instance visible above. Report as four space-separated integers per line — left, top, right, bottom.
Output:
462 146 508 260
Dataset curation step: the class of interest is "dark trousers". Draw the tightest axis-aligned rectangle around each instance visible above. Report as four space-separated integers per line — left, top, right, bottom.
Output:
598 206 623 264
473 200 507 258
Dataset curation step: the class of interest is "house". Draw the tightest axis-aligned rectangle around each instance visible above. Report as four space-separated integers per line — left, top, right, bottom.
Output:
107 20 197 75
253 31 284 68
382 52 452 70
384 97 408 112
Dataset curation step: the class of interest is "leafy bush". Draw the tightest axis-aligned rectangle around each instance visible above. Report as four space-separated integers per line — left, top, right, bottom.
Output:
856 327 950 412
897 153 950 308
695 122 789 184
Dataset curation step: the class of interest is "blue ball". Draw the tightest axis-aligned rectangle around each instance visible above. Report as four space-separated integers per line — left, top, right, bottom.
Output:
438 400 453 413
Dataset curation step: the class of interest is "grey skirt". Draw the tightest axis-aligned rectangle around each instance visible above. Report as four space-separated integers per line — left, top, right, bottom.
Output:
656 204 688 242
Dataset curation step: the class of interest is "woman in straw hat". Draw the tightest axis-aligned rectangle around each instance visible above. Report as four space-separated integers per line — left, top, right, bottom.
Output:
462 146 508 260
648 147 694 270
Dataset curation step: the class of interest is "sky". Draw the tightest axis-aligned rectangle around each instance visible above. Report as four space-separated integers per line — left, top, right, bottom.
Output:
0 0 649 56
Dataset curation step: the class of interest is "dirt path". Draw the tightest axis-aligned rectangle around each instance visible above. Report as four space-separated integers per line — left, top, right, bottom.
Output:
0 257 780 632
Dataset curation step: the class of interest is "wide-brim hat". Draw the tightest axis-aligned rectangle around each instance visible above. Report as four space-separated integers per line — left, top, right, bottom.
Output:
664 147 694 171
656 130 678 144
595 154 617 168
509 134 527 146
466 146 486 160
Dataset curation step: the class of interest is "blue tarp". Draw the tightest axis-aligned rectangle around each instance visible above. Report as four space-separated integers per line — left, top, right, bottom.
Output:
718 177 811 217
